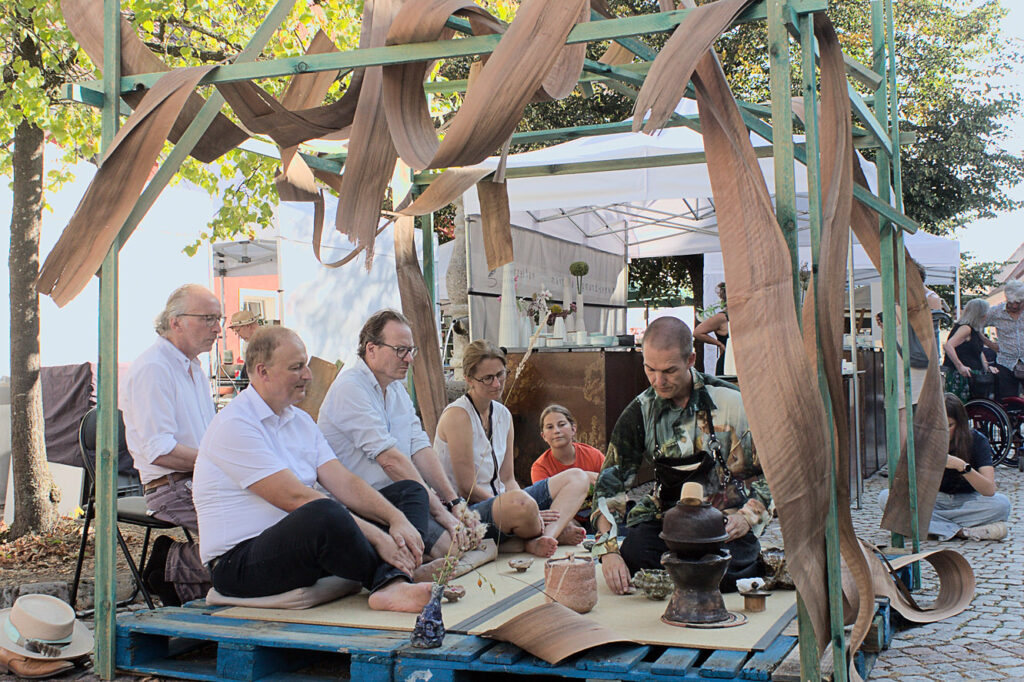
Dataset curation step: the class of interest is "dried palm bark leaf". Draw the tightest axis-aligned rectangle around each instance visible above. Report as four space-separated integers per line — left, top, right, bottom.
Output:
61 0 247 162
382 0 588 171
38 66 218 306
394 216 447 438
632 0 754 134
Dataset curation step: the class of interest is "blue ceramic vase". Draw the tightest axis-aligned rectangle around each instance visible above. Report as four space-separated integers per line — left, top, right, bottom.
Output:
410 583 446 648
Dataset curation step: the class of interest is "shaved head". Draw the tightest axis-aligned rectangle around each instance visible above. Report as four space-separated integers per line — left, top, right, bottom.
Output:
642 316 693 357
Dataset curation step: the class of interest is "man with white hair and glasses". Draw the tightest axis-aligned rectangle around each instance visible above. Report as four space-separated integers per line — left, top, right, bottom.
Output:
985 279 1024 398
123 283 221 605
318 310 471 561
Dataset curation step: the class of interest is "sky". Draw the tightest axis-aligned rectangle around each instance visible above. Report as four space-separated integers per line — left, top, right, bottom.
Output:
952 3 1024 264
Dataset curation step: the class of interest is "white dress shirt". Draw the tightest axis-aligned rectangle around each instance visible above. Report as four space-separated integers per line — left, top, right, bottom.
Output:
123 336 215 484
193 387 336 564
317 358 432 491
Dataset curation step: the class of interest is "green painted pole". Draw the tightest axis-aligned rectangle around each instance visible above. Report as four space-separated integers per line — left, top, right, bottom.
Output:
767 0 801 314
800 14 847 679
94 0 121 677
871 0 903 551
885 0 921 586
770 2 818 677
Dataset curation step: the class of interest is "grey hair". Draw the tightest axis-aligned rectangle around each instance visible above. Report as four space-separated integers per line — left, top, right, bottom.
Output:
154 284 211 335
956 298 990 331
1006 280 1024 304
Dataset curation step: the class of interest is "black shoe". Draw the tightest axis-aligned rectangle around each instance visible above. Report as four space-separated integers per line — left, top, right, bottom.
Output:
143 535 181 607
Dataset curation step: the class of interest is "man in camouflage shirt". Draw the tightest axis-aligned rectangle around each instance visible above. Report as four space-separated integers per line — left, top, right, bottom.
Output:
592 316 772 594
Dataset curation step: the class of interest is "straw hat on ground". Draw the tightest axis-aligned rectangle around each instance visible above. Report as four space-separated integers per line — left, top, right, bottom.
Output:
0 594 94 660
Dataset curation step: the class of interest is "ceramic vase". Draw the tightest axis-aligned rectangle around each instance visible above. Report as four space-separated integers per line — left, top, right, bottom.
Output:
544 555 598 614
562 276 575 334
410 583 446 648
520 316 534 348
552 316 567 341
575 286 587 337
497 264 518 349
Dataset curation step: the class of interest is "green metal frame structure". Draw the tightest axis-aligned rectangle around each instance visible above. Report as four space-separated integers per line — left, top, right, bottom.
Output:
73 1 921 678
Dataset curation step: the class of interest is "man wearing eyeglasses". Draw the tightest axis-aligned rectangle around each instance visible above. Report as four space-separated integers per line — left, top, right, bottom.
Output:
318 310 470 560
123 283 222 606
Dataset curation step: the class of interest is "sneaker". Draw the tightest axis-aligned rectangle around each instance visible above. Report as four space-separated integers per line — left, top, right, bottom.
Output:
962 521 1007 541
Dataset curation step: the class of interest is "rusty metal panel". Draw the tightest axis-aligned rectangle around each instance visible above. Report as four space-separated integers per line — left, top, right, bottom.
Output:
503 348 646 486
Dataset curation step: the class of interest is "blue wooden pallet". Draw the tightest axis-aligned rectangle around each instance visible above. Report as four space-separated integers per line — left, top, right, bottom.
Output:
116 606 407 681
394 634 798 682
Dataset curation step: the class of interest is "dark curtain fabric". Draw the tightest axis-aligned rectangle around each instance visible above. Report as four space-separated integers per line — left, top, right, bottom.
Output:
41 363 95 467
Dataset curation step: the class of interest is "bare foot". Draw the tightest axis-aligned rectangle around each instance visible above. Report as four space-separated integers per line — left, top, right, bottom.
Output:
555 522 586 546
524 535 558 557
411 557 449 583
367 581 433 612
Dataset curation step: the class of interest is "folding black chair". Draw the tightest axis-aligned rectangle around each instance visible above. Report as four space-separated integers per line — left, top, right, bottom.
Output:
70 407 192 612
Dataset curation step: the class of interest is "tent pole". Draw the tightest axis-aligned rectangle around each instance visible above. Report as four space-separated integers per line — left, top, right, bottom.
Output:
849 233 863 509
800 14 847 678
94 0 121 677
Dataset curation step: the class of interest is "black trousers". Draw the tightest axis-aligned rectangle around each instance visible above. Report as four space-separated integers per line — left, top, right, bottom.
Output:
620 519 761 593
211 481 428 598
993 364 1023 400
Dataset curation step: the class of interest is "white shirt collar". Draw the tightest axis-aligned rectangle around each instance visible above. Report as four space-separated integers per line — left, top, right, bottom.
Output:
242 385 298 429
354 356 393 395
156 335 198 372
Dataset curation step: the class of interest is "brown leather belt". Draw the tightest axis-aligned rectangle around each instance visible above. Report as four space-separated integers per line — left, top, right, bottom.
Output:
144 472 192 494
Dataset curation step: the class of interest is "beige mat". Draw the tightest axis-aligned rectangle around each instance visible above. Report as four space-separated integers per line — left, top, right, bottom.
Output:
216 551 795 651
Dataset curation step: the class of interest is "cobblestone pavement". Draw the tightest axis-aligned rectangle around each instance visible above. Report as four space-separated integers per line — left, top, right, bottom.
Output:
766 466 1024 681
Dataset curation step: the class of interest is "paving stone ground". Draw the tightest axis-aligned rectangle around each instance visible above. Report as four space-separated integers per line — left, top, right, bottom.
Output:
763 466 1024 680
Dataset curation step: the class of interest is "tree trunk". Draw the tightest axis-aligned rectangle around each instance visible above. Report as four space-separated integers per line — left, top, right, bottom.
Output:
8 118 57 539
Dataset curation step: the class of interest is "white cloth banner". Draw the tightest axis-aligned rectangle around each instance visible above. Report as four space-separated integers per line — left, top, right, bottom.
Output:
466 217 627 343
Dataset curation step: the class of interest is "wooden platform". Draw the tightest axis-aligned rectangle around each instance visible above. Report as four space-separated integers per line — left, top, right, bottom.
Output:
113 599 891 681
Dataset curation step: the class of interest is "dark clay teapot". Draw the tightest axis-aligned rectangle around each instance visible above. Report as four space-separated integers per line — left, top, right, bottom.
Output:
659 481 729 558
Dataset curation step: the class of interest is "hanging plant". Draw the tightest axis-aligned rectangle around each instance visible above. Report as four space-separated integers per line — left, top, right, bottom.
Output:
569 261 590 293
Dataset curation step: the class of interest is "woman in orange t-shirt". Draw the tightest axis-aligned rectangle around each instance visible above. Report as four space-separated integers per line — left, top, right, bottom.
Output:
532 405 605 484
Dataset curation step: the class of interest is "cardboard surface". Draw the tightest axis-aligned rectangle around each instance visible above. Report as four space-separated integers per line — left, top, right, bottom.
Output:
216 550 796 651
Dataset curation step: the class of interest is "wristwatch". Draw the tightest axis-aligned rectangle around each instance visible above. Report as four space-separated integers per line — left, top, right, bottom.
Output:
962 464 973 474
443 496 466 512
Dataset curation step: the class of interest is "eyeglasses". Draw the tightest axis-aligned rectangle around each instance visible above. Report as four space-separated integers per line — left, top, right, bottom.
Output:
471 369 508 385
178 314 225 327
376 342 419 360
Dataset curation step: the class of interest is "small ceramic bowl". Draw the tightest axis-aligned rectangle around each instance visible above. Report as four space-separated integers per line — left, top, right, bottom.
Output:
443 585 466 602
508 557 534 573
632 569 673 600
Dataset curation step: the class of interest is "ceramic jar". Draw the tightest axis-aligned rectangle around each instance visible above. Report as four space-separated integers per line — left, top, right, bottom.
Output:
544 554 598 614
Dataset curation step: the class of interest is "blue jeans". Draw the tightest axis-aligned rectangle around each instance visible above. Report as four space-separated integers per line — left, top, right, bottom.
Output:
211 482 428 598
472 480 552 542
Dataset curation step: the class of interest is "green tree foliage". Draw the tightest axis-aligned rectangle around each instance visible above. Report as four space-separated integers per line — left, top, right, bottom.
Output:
0 0 363 536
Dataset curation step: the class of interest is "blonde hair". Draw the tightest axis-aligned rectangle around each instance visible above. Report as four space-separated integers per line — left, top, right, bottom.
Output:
463 339 506 380
539 404 575 430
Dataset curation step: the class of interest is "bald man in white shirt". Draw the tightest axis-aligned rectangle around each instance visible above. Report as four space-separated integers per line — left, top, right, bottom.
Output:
123 284 220 605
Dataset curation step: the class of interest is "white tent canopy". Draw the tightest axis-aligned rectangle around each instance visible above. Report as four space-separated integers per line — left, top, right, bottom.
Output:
460 101 959 284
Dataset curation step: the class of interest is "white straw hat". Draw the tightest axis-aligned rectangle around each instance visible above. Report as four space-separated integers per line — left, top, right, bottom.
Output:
0 594 94 660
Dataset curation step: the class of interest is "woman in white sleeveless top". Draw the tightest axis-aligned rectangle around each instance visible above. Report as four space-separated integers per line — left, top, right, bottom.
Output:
434 340 590 557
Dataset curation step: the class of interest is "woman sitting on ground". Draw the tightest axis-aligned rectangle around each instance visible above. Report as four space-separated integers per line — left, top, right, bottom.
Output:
879 393 1010 541
434 340 590 557
532 405 605 531
942 298 998 401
